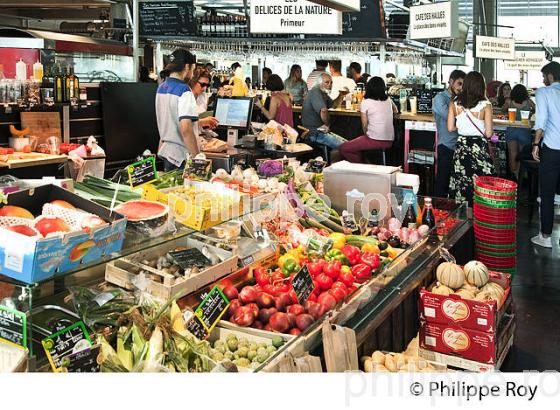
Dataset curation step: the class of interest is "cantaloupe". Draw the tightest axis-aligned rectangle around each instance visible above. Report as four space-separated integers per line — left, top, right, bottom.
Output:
464 260 489 287
436 262 465 289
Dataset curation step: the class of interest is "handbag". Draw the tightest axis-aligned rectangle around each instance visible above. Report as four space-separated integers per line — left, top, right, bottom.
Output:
464 108 499 143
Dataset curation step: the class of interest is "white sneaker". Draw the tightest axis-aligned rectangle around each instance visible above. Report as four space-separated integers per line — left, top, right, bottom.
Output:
531 234 552 248
536 195 560 205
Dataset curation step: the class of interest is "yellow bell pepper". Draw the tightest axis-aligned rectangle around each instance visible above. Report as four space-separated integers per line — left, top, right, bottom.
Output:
361 243 380 254
329 233 346 250
341 265 352 275
386 245 398 259
278 253 297 268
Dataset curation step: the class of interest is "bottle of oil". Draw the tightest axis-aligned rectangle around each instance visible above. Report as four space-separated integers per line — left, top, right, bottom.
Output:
54 65 64 103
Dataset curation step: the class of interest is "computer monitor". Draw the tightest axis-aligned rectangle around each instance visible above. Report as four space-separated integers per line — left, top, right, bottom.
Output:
213 97 254 130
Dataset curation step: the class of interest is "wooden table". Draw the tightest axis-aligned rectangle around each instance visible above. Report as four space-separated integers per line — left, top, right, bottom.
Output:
0 153 67 178
292 106 361 118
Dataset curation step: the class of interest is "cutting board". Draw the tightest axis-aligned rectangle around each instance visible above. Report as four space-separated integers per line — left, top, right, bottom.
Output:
20 112 62 148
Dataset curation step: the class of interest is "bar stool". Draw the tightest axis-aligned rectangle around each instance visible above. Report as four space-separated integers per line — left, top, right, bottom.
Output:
297 126 332 164
364 149 388 165
518 158 540 222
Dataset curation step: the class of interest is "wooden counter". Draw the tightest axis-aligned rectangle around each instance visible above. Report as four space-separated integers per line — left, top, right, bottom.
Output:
0 153 67 169
397 112 534 129
292 106 361 118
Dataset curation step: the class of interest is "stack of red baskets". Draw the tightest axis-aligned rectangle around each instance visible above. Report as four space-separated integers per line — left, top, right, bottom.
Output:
473 176 517 276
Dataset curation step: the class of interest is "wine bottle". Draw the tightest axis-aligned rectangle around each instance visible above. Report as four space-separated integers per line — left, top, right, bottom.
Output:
402 198 417 229
54 65 64 103
421 197 436 229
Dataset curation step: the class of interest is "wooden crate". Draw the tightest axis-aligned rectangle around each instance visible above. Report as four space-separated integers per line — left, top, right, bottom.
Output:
105 237 238 300
0 344 28 372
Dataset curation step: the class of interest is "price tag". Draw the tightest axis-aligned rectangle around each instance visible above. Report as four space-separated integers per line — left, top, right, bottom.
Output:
186 314 208 340
240 255 255 267
0 306 27 349
168 248 211 271
305 159 327 174
194 285 230 333
341 213 360 234
42 321 92 372
61 345 101 373
127 156 157 188
291 266 315 305
183 158 212 181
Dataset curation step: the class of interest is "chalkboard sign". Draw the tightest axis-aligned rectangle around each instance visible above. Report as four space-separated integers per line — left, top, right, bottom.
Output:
42 321 93 372
342 0 385 39
183 158 212 181
0 306 27 349
128 156 157 188
139 1 197 37
168 248 211 270
186 313 208 340
306 159 327 174
195 285 230 332
291 266 315 304
62 345 101 373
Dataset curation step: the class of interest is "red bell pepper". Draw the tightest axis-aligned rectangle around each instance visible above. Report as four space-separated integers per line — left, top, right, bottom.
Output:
307 260 324 277
351 263 372 283
323 260 342 280
254 266 273 286
341 245 361 266
360 252 381 270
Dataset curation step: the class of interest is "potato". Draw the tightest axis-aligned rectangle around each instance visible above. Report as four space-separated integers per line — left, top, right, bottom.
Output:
371 351 385 365
374 364 389 372
361 357 373 372
384 355 397 372
393 353 406 369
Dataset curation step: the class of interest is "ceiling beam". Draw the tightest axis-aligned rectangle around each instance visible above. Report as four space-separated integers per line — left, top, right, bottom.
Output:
0 8 106 19
0 0 114 7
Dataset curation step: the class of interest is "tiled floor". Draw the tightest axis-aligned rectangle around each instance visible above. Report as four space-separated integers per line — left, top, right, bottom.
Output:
501 204 560 371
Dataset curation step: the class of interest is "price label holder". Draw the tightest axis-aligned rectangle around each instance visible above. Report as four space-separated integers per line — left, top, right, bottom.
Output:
127 156 157 188
168 248 212 271
305 159 327 174
183 158 212 181
186 313 208 340
42 321 93 372
195 285 230 334
61 345 101 373
0 305 27 349
291 266 315 305
341 213 360 234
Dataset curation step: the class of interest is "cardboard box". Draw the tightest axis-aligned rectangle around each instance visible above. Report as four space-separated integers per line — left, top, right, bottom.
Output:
419 314 515 366
0 185 126 283
419 270 512 333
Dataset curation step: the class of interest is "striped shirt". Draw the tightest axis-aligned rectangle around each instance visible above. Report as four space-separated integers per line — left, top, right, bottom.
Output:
306 69 326 90
156 77 198 167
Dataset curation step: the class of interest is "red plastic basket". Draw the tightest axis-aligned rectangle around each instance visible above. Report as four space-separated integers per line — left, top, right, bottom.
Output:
474 202 517 217
474 224 517 244
474 189 517 201
474 211 516 225
476 254 517 268
476 243 517 254
474 176 518 193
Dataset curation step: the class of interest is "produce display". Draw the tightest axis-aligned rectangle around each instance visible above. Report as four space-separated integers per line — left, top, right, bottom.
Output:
74 175 141 207
114 200 169 230
208 333 286 370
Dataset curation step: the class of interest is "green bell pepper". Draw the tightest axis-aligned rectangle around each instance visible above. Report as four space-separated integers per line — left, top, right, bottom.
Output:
281 259 300 277
324 249 350 265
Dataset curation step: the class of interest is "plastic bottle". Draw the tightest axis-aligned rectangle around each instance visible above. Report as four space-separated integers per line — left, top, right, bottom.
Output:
16 59 27 81
33 61 43 81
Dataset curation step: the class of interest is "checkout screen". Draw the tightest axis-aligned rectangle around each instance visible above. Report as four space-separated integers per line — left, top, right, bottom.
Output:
214 98 252 128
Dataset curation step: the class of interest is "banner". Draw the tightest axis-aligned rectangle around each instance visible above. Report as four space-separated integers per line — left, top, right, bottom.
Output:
250 0 342 34
474 35 516 60
409 1 459 40
504 51 548 70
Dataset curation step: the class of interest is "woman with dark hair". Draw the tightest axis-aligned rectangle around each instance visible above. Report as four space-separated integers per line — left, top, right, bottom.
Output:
495 82 512 108
501 84 536 177
254 74 294 127
339 77 397 163
284 64 308 105
447 71 494 204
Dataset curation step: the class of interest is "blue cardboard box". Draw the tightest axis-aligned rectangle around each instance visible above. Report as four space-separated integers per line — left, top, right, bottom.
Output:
0 184 127 284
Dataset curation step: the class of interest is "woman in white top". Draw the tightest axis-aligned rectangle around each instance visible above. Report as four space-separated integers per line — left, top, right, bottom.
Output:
447 71 494 204
189 69 217 150
339 77 397 163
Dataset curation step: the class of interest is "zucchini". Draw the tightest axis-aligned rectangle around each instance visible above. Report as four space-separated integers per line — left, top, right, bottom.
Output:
346 235 379 248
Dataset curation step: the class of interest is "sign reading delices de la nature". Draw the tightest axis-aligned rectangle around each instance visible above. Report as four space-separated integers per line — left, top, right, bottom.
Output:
307 0 360 12
250 0 342 34
475 35 516 60
409 1 459 40
505 51 548 71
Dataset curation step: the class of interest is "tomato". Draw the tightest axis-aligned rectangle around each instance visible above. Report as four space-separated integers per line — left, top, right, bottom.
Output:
323 260 341 280
338 271 354 287
329 287 346 303
316 273 333 291
254 266 273 286
307 261 323 277
331 281 348 295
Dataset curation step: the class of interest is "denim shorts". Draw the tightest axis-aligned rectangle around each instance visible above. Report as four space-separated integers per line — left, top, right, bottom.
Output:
306 131 347 149
505 127 532 146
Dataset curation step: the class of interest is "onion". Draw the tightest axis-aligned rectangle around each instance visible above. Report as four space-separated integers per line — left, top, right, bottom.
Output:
417 225 430 237
257 179 268 190
407 230 420 245
215 168 229 180
388 217 402 232
400 227 410 243
243 168 256 179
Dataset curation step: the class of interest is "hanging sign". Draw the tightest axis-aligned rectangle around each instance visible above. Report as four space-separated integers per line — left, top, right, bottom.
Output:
308 0 360 12
474 35 516 60
409 1 459 40
250 0 342 35
505 51 548 71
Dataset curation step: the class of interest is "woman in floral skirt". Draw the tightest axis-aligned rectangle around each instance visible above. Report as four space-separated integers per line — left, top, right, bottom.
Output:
447 71 494 204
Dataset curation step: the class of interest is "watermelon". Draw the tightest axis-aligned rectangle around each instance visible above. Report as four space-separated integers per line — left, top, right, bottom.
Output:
114 200 169 230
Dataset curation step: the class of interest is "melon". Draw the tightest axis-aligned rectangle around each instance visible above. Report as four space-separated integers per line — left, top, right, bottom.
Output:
464 260 489 287
114 200 169 230
460 282 479 294
454 288 476 300
34 217 71 237
432 283 453 296
481 282 505 301
50 200 76 210
475 291 500 305
6 224 39 237
436 262 465 290
0 205 34 219
81 215 106 231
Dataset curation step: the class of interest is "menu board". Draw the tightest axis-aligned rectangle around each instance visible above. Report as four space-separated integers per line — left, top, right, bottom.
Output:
183 158 212 181
139 1 197 37
128 156 157 188
341 0 385 39
195 285 230 332
291 266 315 304
42 321 93 371
0 306 27 348
62 345 101 373
168 248 211 270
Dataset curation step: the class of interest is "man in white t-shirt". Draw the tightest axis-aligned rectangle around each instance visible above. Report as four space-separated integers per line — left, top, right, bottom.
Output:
328 60 356 101
156 49 218 171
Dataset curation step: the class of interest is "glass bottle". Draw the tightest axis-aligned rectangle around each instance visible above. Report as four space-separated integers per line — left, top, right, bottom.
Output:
421 197 436 229
402 198 417 229
54 65 64 104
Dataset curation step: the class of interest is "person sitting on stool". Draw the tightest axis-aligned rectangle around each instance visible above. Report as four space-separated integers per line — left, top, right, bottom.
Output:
339 77 397 163
433 69 465 198
301 73 348 157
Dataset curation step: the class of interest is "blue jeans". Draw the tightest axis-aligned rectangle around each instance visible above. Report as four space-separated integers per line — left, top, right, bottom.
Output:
306 131 347 150
162 157 183 172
